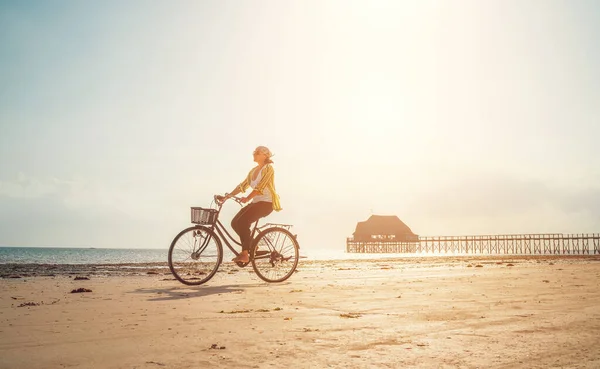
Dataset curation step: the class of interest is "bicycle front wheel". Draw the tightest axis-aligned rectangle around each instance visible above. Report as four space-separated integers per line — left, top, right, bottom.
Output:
168 226 222 285
251 227 299 283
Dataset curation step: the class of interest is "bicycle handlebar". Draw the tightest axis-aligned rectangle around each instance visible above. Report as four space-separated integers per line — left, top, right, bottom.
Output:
214 193 244 206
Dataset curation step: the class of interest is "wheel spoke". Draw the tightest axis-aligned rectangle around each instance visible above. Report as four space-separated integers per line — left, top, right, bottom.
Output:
252 227 299 283
169 226 222 285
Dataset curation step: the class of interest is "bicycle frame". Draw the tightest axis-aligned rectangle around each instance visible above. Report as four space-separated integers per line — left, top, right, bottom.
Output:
192 196 296 262
210 218 259 256
193 196 262 258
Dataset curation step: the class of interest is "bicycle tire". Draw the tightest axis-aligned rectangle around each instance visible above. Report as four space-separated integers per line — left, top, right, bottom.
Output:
251 227 299 283
168 226 222 285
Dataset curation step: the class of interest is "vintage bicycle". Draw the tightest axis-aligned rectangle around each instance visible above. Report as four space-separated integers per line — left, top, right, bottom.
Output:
168 194 300 285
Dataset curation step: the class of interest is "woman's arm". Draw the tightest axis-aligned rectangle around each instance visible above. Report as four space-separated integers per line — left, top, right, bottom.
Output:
225 186 242 199
241 189 261 203
224 174 250 199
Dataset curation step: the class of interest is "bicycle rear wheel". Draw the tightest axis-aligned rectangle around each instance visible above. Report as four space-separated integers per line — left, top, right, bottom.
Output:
168 226 222 285
251 227 299 283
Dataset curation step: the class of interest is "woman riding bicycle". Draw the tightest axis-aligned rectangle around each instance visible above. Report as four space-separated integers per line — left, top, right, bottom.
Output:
218 145 281 263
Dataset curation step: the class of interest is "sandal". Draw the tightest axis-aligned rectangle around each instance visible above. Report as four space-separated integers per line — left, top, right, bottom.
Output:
232 255 249 263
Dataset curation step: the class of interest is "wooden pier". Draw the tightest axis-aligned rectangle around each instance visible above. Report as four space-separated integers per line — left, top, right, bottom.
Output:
346 233 600 255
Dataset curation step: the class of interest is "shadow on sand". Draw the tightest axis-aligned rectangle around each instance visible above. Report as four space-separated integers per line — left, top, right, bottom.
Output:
131 282 288 301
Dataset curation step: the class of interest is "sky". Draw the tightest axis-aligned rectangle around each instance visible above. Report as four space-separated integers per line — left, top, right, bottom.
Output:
1 0 599 256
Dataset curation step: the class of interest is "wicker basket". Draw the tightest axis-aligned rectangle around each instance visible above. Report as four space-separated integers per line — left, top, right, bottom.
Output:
191 207 218 225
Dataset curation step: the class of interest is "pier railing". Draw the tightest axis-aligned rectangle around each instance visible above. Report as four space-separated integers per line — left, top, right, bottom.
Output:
346 233 600 255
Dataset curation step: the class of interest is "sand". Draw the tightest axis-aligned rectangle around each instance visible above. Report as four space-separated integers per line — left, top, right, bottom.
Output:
1 255 599 369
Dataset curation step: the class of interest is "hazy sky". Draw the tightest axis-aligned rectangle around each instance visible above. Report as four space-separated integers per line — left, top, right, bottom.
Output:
1 0 599 255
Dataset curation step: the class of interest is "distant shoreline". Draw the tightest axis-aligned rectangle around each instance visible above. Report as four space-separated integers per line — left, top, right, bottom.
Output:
1 254 598 279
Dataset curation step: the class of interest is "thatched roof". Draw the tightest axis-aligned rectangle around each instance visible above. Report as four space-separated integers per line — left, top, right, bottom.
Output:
353 215 418 242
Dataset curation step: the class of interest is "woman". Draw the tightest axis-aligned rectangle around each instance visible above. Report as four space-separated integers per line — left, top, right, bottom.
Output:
220 146 282 263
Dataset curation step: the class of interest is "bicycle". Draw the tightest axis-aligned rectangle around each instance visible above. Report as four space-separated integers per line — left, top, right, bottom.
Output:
168 194 300 285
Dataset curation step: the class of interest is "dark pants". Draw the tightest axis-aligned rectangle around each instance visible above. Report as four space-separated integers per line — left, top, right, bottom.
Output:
231 201 273 251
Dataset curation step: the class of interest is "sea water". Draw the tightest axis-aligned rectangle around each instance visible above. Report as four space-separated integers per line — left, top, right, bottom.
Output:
0 247 169 265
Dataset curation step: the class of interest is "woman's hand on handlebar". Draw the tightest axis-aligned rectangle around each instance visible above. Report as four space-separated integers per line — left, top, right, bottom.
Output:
215 194 243 205
214 194 228 204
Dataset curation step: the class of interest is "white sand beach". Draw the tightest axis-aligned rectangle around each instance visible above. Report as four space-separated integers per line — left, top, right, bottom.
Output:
1 256 599 369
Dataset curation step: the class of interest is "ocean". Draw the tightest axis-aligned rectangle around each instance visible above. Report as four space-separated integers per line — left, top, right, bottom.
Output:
0 247 169 265
0 246 415 265
6 245 586 265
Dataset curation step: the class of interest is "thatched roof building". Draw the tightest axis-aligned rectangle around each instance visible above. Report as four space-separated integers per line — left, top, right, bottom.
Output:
352 215 418 242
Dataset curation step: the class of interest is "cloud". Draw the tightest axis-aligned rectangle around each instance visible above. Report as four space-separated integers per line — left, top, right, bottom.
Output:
0 172 63 199
0 173 182 248
407 173 600 234
0 173 174 218
413 174 600 216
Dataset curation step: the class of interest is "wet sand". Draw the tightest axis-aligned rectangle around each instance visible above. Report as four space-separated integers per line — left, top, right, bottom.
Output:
1 255 599 368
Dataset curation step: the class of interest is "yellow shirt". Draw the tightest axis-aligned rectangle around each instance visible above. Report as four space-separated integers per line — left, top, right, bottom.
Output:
237 164 282 211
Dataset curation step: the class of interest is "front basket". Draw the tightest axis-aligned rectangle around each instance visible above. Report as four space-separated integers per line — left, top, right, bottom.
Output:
191 207 218 225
